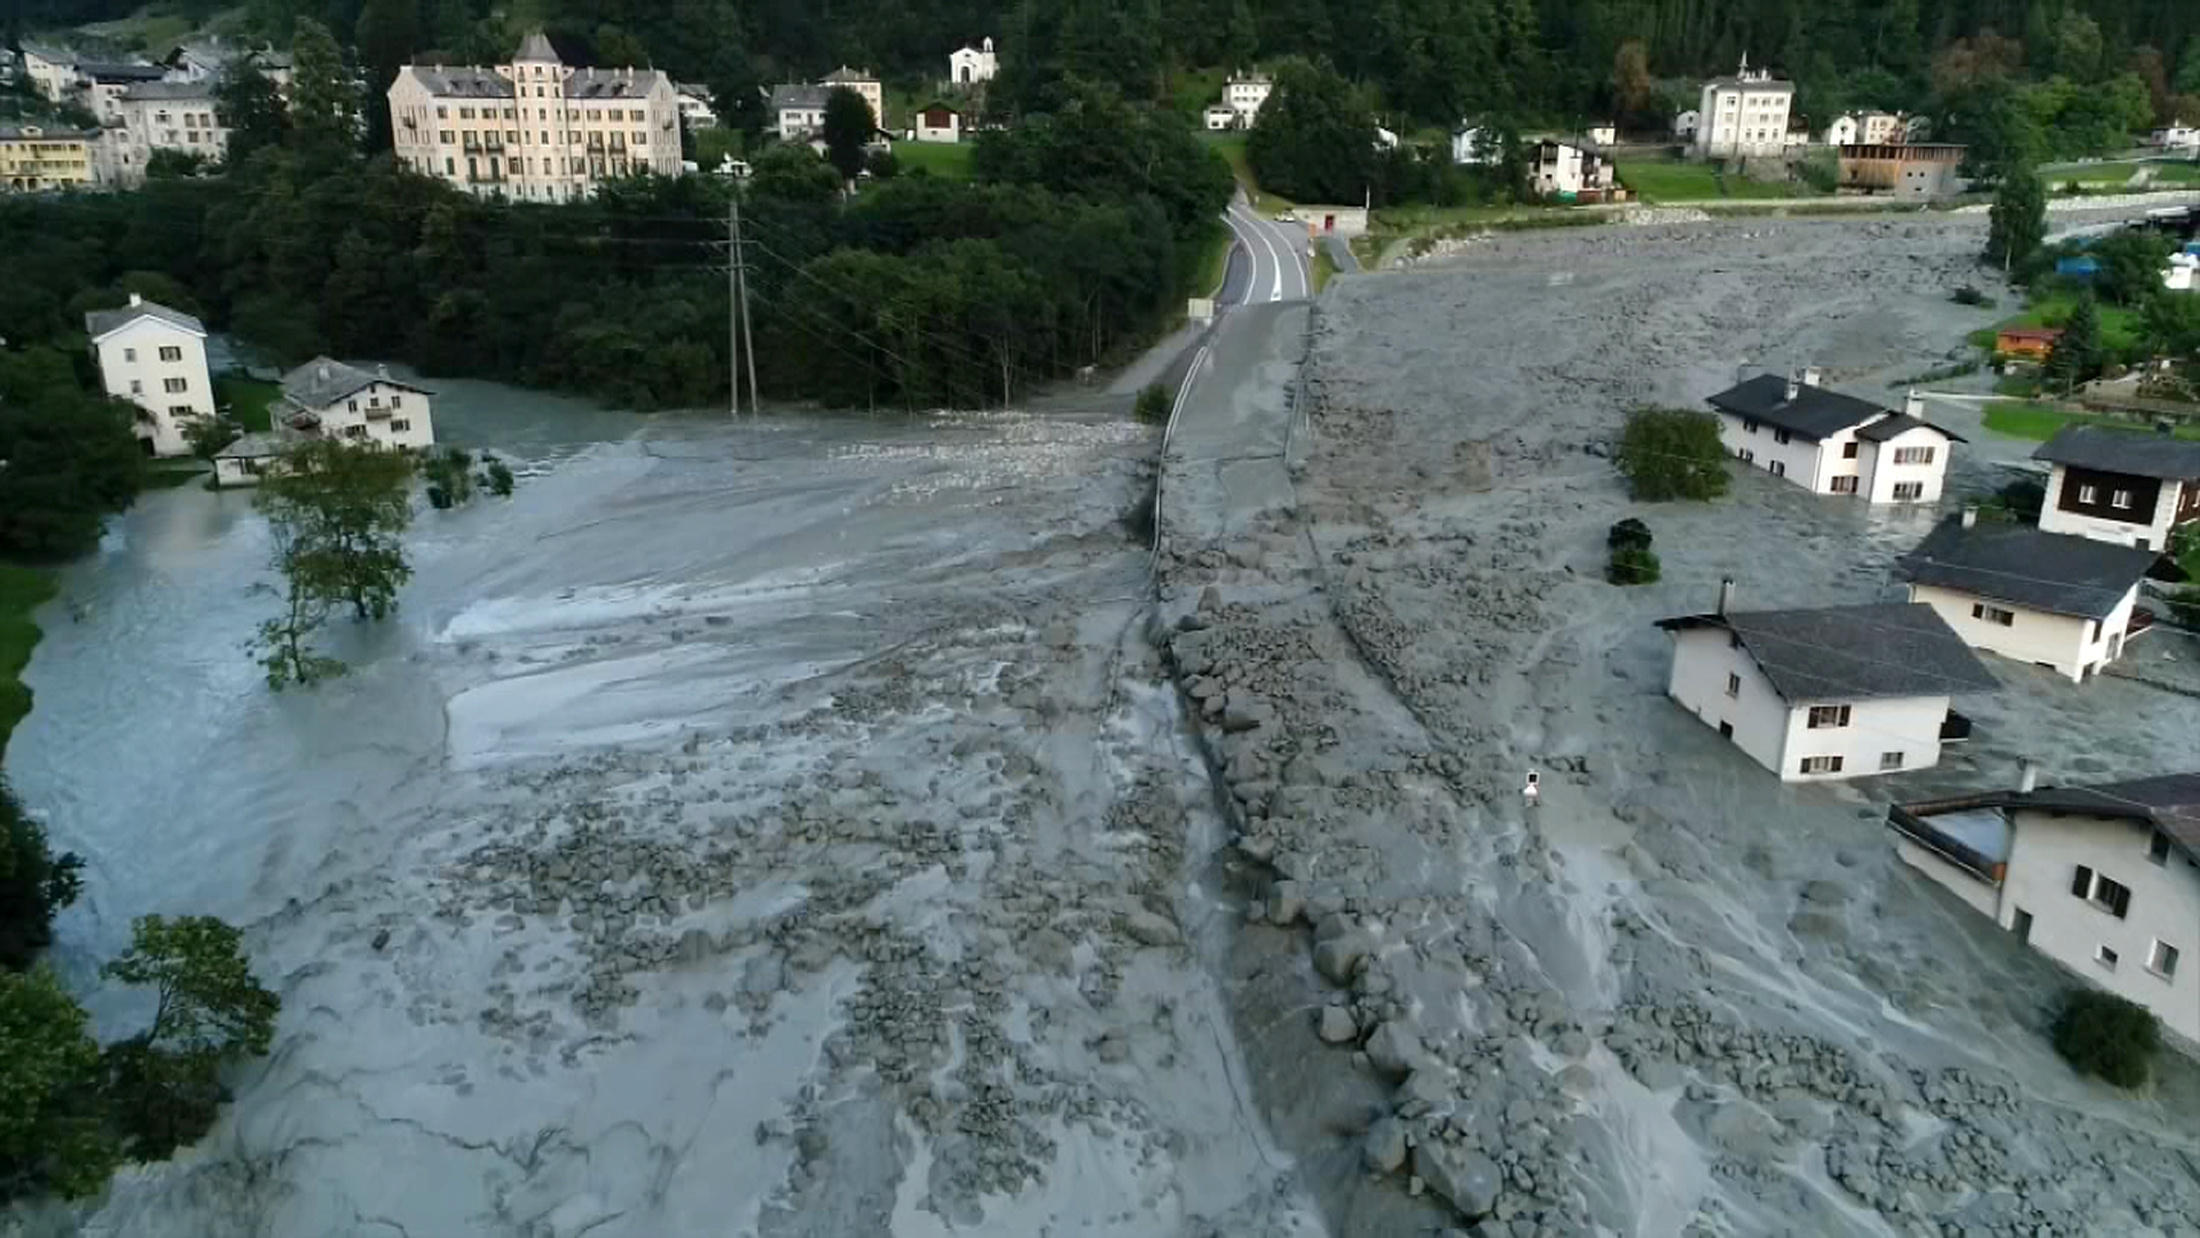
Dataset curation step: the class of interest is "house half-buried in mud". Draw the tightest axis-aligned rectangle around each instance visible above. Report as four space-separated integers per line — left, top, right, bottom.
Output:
1891 769 2200 1045
1656 581 1999 782
1705 371 1963 503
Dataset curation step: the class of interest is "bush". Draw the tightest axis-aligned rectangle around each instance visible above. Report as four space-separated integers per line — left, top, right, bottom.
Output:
1607 546 1661 584
2051 987 2160 1088
2166 584 2200 630
1614 407 1730 502
1 784 84 972
1134 383 1172 425
481 455 515 497
100 1038 225 1161
1607 517 1652 551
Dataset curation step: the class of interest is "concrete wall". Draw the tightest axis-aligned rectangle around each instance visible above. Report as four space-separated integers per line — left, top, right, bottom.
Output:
1666 627 1793 775
1859 424 1951 504
1896 837 2003 918
1777 691 1949 781
2001 810 2200 1044
1907 583 2131 682
93 318 213 458
2038 464 2180 549
1715 410 1825 491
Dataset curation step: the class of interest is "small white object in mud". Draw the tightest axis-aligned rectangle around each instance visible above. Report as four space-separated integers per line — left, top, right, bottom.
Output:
1523 770 1540 807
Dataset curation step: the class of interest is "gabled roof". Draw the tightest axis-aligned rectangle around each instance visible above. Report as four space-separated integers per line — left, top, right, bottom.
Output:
1656 602 1997 702
398 65 512 99
1899 517 2159 619
821 66 875 84
770 83 829 111
78 61 166 82
2032 424 2200 481
1855 412 1963 443
84 298 205 340
1705 373 1895 441
565 68 668 99
280 357 429 410
1900 773 2200 861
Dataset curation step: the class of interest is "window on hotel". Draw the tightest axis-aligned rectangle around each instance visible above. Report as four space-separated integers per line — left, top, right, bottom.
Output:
1891 482 1924 500
129 380 142 395
2078 484 2098 504
163 378 187 394
1893 446 1935 465
1799 755 1843 775
2112 489 2133 509
1831 476 1857 494
2150 940 2180 979
123 347 136 362
1879 752 1904 771
1806 705 1851 729
1970 603 2016 626
159 346 182 362
2096 944 2119 971
1842 442 1859 459
391 419 411 433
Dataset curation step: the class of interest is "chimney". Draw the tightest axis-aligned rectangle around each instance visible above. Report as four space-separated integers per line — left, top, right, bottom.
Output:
2017 758 2038 793
1718 577 1736 616
1904 388 1924 418
1961 506 1978 529
317 362 331 381
377 363 389 379
1801 366 1823 388
128 291 142 306
1784 373 1800 401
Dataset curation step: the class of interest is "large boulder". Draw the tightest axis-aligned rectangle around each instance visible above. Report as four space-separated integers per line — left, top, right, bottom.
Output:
1364 1021 1427 1078
1363 1117 1409 1174
1413 1143 1502 1219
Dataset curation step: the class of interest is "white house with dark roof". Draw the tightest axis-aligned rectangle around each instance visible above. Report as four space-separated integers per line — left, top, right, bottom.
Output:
277 358 435 451
1706 372 1960 502
769 84 830 142
1891 770 2200 1044
914 103 962 144
115 80 230 181
84 293 212 457
1224 70 1273 126
1656 583 1998 782
2032 425 2200 552
1899 512 2161 682
387 30 680 203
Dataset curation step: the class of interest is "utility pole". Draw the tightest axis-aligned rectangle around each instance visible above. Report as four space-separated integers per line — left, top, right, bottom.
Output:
734 195 760 417
726 194 741 418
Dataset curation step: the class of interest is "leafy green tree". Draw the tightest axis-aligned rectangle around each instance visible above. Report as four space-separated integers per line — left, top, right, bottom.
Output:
185 417 243 461
2052 987 2159 1088
1612 40 1653 127
101 916 279 1064
0 966 118 1201
355 0 420 154
145 150 209 179
252 439 415 687
0 784 83 973
100 916 280 1159
822 86 875 182
421 445 475 508
1984 160 2045 272
1224 0 1257 72
1614 408 1730 501
2141 289 2200 360
0 350 146 559
2043 297 2104 393
288 17 361 165
1246 58 1378 204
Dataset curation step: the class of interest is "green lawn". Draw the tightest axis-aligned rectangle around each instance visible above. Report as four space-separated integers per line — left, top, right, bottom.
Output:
0 564 55 759
1981 401 2200 442
215 374 278 432
1194 220 1231 298
1168 67 1227 126
1974 295 2145 360
1616 160 1723 202
1203 133 1293 213
891 140 975 180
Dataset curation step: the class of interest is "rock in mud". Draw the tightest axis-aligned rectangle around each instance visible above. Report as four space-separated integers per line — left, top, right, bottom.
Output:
1363 1117 1409 1174
1268 880 1306 926
1123 909 1182 947
1313 930 1375 984
1364 1021 1426 1078
1318 1004 1359 1044
1414 1142 1502 1220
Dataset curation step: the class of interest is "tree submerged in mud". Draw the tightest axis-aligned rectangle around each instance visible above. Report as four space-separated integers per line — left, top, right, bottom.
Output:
1614 407 1729 502
251 440 415 689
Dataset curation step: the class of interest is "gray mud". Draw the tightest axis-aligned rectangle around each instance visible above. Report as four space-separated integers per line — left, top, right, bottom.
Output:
1158 217 2200 1237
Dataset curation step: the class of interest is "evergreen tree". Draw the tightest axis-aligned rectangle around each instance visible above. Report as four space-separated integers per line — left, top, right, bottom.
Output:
2043 297 2104 393
1985 159 2045 271
821 87 875 183
213 63 290 168
288 17 361 166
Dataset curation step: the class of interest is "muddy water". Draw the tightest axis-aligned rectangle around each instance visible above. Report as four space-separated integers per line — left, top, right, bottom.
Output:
14 381 1321 1237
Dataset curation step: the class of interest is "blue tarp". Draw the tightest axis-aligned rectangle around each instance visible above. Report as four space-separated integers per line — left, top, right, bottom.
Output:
2056 256 2101 278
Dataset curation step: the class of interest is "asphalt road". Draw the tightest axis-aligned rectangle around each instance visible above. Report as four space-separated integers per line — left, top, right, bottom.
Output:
1222 196 1312 305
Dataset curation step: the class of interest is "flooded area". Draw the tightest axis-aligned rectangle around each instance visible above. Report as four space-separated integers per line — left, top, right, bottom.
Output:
17 383 1320 1237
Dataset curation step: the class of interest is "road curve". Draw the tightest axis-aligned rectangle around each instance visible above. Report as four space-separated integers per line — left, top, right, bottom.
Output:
1223 197 1312 305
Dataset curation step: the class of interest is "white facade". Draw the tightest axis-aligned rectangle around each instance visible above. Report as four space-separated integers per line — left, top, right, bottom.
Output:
388 34 681 203
22 47 77 101
2037 464 2189 550
820 68 884 130
1225 72 1273 125
2151 122 2200 151
676 84 717 129
1586 123 1616 146
2000 810 2199 1044
949 39 998 86
1665 626 1956 782
1823 115 1859 146
1205 104 1238 132
279 359 436 451
115 82 230 179
1714 386 1952 504
1908 582 2139 683
1672 110 1700 139
1697 58 1794 159
88 295 213 458
914 105 961 144
1531 142 1612 196
1451 126 1494 164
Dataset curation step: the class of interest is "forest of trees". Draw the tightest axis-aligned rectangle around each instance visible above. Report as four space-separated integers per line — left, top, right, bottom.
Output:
14 0 2200 140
